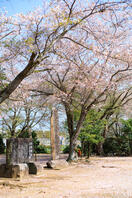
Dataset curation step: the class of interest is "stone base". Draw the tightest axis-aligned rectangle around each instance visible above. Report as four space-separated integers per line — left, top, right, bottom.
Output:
46 159 69 170
0 164 29 178
0 162 44 178
27 162 43 174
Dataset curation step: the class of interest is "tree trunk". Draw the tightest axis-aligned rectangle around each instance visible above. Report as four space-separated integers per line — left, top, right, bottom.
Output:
11 130 15 138
67 135 78 162
97 142 104 156
97 124 108 156
87 142 91 158
129 140 132 156
64 104 87 161
0 52 37 104
81 139 85 156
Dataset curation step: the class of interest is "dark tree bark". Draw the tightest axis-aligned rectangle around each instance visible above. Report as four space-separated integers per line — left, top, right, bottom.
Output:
87 142 91 158
67 134 78 161
65 104 87 161
0 52 37 104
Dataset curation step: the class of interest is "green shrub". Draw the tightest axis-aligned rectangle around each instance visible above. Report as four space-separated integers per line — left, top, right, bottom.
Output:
103 137 129 156
36 145 51 154
60 145 65 152
63 145 69 154
32 131 40 154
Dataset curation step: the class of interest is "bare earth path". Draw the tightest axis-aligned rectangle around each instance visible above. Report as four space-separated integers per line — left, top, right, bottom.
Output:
0 156 132 198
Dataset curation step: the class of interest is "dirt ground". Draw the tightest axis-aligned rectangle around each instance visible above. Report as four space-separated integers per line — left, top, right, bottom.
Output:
0 156 132 198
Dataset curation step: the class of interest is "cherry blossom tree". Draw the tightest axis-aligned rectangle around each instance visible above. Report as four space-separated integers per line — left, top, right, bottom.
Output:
30 1 132 160
0 0 130 104
0 0 131 160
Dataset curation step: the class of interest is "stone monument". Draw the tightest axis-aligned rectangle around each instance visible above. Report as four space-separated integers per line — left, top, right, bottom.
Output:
50 107 60 160
47 107 69 169
0 138 40 178
6 138 34 165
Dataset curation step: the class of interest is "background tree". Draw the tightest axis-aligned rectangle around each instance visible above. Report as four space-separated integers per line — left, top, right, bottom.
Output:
0 99 48 138
103 118 132 156
121 119 132 155
91 86 132 155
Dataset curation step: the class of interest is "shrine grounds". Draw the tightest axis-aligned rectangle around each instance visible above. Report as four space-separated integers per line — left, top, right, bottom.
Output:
0 155 132 198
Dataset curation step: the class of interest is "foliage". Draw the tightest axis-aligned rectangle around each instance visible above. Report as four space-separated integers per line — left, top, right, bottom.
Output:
121 119 132 135
103 119 132 156
0 134 5 154
43 131 50 139
36 145 51 154
62 109 105 156
63 145 70 154
32 131 40 154
79 110 105 157
103 137 130 156
37 130 50 139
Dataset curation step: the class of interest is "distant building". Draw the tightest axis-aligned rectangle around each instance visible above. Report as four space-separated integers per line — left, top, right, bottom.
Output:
36 130 69 146
38 137 50 146
59 136 69 145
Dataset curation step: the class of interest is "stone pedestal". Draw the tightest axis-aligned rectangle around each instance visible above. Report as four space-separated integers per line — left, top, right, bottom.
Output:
27 163 43 174
0 138 44 178
0 138 37 178
6 138 34 165
0 163 29 178
46 159 69 170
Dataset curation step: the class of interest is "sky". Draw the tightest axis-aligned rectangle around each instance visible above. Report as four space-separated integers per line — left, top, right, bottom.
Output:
0 0 43 15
